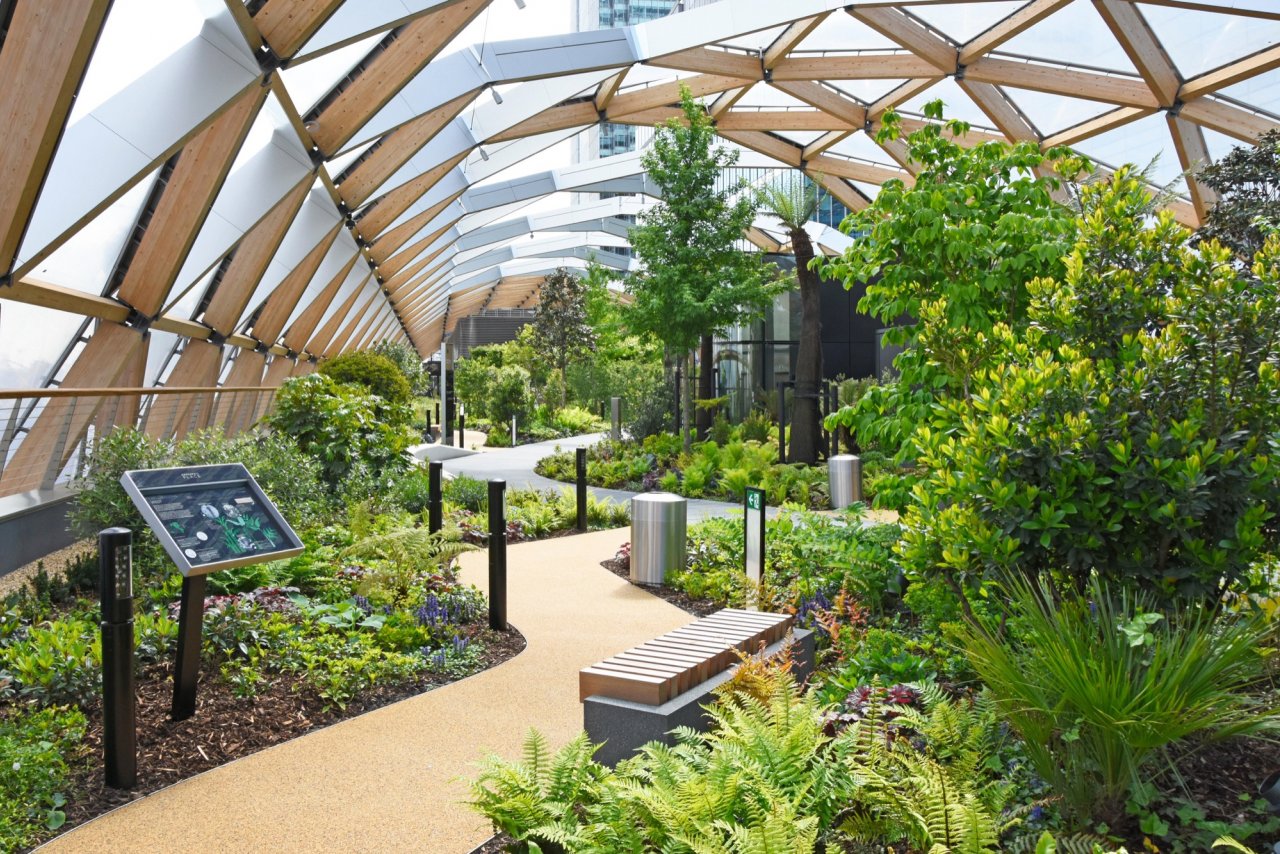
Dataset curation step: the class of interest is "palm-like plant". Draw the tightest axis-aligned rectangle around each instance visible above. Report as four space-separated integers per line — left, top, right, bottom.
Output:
758 175 824 464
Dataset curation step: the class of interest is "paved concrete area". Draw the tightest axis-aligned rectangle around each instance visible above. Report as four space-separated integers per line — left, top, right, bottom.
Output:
442 433 757 523
42 529 692 854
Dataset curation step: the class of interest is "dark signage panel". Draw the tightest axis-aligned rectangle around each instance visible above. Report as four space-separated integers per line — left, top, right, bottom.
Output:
120 463 305 576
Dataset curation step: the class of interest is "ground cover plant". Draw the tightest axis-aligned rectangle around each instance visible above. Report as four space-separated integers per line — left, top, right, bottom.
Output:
0 352 526 850
473 119 1280 853
536 424 895 510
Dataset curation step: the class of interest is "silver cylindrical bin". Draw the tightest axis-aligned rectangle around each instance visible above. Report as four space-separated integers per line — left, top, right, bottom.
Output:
630 493 687 586
829 454 863 509
610 396 622 441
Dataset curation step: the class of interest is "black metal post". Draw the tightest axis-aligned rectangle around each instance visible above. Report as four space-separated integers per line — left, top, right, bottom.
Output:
575 448 588 532
424 410 432 442
673 366 682 433
443 394 453 447
434 402 441 428
99 527 136 789
428 461 443 534
171 574 207 721
457 411 466 449
488 479 507 631
778 381 789 464
829 386 840 458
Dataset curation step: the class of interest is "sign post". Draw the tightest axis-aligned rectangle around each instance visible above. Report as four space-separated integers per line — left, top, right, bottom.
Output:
120 464 304 720
744 487 766 611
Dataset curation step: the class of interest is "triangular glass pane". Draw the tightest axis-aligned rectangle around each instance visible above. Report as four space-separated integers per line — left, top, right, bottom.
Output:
825 79 908 104
1070 112 1186 187
720 25 785 52
25 169 159 295
899 78 996 129
1138 3 1280 79
1218 74 1280 116
281 32 384 116
912 2 1029 44
0 303 87 389
830 131 902 164
1000 86 1120 136
999 0 1138 75
800 13 898 52
70 0 204 123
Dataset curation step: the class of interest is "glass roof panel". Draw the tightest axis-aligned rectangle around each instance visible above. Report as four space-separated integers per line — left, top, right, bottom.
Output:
0 303 86 388
281 33 384 116
26 169 159 295
70 0 204 123
1001 86 1123 136
1070 112 1187 189
899 78 995 128
1138 4 1280 79
998 0 1138 74
719 25 785 52
1218 73 1280 116
800 13 899 53
911 2 1028 44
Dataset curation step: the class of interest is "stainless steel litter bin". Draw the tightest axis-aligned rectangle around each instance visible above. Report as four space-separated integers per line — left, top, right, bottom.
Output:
610 397 622 441
630 493 686 586
829 454 863 509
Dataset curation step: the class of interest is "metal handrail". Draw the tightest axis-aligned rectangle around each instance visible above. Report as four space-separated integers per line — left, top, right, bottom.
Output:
0 386 282 400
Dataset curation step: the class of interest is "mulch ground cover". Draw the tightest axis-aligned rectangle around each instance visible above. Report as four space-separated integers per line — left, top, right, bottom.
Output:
56 626 526 841
599 555 720 618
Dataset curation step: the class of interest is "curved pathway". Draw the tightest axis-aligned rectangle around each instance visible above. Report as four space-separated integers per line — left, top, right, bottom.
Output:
442 432 758 523
42 529 692 853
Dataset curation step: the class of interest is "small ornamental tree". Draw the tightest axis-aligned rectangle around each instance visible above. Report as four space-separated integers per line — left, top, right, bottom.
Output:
1195 129 1280 260
627 86 783 448
817 102 1082 453
759 175 824 464
531 267 595 408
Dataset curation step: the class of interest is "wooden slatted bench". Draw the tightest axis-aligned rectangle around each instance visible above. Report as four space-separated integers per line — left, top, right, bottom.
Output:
580 609 815 766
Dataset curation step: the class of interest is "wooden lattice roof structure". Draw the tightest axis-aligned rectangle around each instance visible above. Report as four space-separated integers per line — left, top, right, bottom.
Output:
0 0 1277 494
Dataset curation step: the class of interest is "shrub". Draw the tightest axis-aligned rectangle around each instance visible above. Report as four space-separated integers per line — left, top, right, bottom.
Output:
899 174 1280 603
0 615 101 707
551 405 605 435
268 374 411 490
70 428 170 576
488 364 533 427
371 340 427 396
443 474 488 512
0 706 88 848
453 358 497 420
955 576 1276 829
319 350 412 405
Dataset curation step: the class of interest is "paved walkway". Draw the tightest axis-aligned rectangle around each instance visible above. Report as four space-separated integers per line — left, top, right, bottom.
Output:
43 437 758 853
442 433 757 523
42 529 692 853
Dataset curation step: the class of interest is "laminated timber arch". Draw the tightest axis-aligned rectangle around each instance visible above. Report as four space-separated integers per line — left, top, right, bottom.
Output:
0 0 1278 496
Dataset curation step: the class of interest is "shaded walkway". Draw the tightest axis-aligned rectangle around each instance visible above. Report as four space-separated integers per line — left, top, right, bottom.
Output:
42 530 691 853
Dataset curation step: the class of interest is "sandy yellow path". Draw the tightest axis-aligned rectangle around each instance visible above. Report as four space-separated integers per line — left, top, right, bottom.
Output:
42 528 689 853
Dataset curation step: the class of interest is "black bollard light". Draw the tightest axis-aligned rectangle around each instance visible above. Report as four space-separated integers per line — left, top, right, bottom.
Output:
457 411 466 449
425 410 433 443
488 479 507 630
576 448 588 532
99 527 137 789
428 460 443 534
673 367 682 434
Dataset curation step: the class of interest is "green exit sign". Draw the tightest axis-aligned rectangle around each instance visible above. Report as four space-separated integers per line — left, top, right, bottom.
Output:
746 490 762 511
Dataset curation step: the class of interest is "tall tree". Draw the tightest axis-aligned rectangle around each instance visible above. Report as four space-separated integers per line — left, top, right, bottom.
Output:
530 266 596 408
759 175 823 464
627 86 781 449
1194 129 1280 261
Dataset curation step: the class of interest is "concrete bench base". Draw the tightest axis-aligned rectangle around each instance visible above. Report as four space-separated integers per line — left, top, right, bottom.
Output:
583 628 815 767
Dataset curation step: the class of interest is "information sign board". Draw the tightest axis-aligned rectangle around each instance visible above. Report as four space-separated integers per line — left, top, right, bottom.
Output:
120 464 305 577
744 487 766 609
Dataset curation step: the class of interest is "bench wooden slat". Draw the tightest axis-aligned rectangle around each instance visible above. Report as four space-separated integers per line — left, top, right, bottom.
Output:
580 609 796 705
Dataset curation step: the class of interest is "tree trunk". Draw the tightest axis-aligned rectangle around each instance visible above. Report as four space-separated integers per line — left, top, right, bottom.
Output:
683 351 695 452
788 227 822 465
695 334 714 440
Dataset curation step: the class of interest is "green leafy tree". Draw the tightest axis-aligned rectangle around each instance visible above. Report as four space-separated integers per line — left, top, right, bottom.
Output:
319 350 412 406
452 358 496 419
627 85 782 448
759 175 824 464
487 364 534 428
898 168 1280 605
818 102 1082 452
530 267 595 408
1195 129 1280 260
